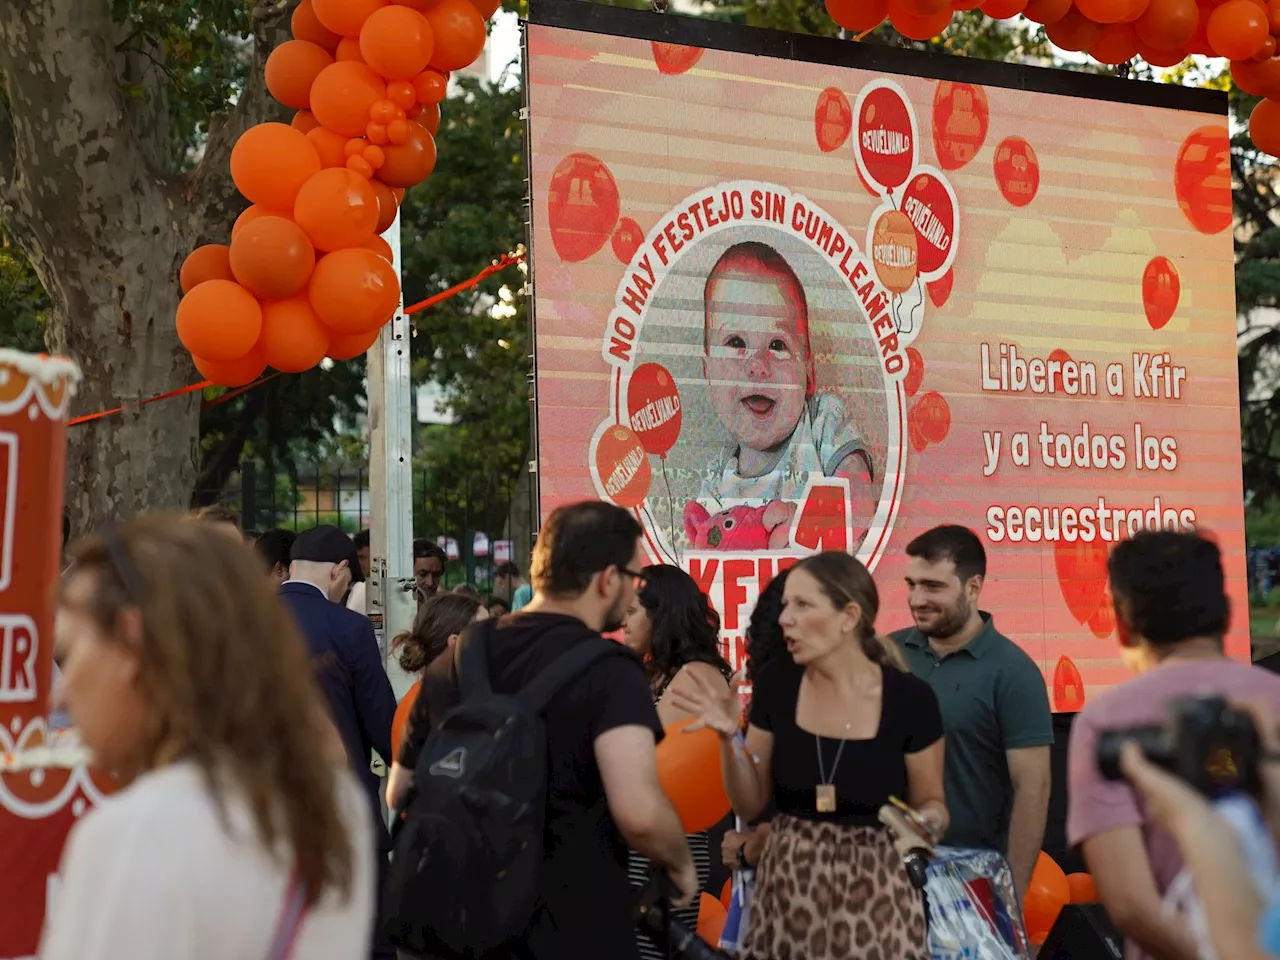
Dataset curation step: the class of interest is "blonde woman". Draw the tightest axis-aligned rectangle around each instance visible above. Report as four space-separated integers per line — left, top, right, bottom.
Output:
41 517 373 960
672 551 947 960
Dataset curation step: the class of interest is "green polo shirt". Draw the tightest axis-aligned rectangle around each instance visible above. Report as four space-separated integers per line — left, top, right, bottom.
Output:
890 613 1053 853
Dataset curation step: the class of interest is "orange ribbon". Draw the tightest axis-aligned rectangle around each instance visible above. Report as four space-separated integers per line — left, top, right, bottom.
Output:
69 253 526 428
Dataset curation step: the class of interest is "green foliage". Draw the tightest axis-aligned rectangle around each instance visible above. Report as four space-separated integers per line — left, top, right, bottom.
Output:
400 74 530 540
0 240 48 353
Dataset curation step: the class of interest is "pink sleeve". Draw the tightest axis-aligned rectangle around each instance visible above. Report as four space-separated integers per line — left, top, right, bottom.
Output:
1066 708 1143 848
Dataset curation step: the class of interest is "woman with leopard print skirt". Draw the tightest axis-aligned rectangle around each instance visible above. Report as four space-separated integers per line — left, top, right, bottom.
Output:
671 552 947 959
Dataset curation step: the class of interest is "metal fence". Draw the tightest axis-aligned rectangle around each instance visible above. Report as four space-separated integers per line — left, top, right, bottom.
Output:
201 460 536 593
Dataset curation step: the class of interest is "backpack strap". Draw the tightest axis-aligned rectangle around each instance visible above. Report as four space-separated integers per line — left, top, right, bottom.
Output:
456 619 498 701
519 638 627 712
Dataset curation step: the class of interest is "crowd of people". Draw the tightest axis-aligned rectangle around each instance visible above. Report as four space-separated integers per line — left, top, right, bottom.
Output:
34 500 1280 960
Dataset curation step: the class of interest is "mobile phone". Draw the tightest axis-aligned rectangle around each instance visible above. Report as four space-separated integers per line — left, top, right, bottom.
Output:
888 795 934 834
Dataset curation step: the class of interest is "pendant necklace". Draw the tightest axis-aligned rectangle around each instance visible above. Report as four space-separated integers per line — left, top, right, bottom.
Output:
815 720 852 813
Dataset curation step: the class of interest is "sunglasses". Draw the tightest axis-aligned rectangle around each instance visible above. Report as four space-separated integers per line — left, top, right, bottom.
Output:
620 567 649 590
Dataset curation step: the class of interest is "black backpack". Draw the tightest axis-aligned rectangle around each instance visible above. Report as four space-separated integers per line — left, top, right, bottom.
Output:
383 619 619 957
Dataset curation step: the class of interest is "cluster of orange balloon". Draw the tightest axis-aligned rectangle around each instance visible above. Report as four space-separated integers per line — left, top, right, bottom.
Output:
827 0 1280 148
176 0 496 387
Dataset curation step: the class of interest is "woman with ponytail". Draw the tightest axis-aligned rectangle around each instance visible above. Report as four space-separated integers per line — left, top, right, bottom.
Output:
670 551 947 960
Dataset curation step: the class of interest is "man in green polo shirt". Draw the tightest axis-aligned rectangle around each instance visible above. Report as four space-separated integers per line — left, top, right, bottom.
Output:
890 525 1053 900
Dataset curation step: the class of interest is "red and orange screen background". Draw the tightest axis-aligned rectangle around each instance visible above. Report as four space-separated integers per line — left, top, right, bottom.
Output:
525 16 1240 709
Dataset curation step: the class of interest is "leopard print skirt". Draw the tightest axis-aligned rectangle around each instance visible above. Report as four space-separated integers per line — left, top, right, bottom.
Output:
741 814 928 960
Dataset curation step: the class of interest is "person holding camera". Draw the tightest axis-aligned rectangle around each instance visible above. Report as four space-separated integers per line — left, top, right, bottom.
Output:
672 552 947 960
1068 530 1280 960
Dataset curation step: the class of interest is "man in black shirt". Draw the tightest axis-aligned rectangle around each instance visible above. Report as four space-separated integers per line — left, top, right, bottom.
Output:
388 501 696 959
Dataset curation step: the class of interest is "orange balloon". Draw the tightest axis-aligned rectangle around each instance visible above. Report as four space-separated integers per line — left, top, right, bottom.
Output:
719 878 733 911
889 0 954 38
310 61 388 138
656 719 731 832
363 144 387 169
377 121 437 187
1232 56 1280 96
193 346 268 388
1066 873 1099 904
412 68 449 104
1269 0 1280 31
266 40 335 110
1187 0 1215 51
229 215 317 300
392 681 420 756
371 178 400 232
1208 0 1268 57
1077 0 1148 22
294 167 381 251
327 327 382 360
696 893 727 946
307 126 350 168
233 204 272 238
1257 34 1278 57
1134 0 1199 47
360 6 435 79
292 0 342 51
177 280 263 362
1090 22 1140 61
347 155 375 179
419 101 442 136
231 122 322 211
1024 0 1071 23
180 244 234 294
1046 6 1105 48
391 0 433 8
1023 852 1070 940
336 37 366 62
312 0 388 37
898 0 951 14
982 0 1028 18
467 0 501 17
308 248 401 334
1137 38 1189 62
292 109 321 133
260 296 331 373
387 80 419 110
425 0 486 71
363 234 395 261
1251 96 1280 155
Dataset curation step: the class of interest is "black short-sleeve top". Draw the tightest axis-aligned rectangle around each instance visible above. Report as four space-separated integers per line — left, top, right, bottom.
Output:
749 662 944 826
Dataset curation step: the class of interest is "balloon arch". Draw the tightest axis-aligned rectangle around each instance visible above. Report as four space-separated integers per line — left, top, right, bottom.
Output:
177 0 495 387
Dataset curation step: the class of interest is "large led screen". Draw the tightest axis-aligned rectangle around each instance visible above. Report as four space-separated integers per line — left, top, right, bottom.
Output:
525 2 1240 707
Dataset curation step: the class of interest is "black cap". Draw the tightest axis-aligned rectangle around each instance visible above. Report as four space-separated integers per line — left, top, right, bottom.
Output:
290 525 364 582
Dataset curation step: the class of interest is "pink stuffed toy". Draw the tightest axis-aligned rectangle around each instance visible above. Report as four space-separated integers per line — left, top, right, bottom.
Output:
683 500 796 551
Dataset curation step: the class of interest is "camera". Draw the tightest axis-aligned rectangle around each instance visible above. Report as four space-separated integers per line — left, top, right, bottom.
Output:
635 872 731 960
1096 694 1261 797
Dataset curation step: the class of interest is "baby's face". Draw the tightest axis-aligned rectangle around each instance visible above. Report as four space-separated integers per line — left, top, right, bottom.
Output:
704 269 809 454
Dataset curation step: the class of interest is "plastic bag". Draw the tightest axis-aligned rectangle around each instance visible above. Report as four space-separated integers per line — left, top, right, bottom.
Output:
924 846 1031 960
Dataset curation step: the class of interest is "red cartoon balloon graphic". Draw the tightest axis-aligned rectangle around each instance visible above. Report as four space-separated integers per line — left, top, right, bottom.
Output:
612 217 644 264
856 162 880 197
907 406 929 452
1048 347 1072 392
815 87 853 153
993 136 1039 207
932 82 989 171
593 422 652 508
928 268 953 307
1142 256 1180 330
871 209 919 294
1087 590 1116 639
904 346 925 397
627 362 682 458
1054 537 1109 625
1174 126 1231 235
547 153 620 263
901 169 958 278
855 83 916 192
1053 655 1087 712
651 42 704 75
915 390 951 444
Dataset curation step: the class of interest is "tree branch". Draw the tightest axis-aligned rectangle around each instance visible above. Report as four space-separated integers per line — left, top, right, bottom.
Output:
193 382 273 504
183 0 295 244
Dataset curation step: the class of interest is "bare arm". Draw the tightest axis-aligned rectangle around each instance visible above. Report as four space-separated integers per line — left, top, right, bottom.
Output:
1172 813 1272 960
1005 745 1051 900
720 724 774 823
905 738 949 837
594 724 696 901
1082 827 1199 960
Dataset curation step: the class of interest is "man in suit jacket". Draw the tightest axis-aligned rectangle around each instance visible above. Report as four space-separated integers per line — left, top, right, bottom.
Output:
281 525 396 960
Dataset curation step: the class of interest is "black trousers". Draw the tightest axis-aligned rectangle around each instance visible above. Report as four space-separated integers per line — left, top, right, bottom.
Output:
375 849 397 960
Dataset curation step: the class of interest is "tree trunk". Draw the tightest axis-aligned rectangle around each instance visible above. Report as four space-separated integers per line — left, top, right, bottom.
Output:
0 1 292 534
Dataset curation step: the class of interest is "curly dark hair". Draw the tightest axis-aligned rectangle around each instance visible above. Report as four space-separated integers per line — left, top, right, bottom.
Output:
637 564 732 691
746 568 790 682
392 593 482 673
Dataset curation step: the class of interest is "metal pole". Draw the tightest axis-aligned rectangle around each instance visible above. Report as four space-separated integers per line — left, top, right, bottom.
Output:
367 211 416 689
